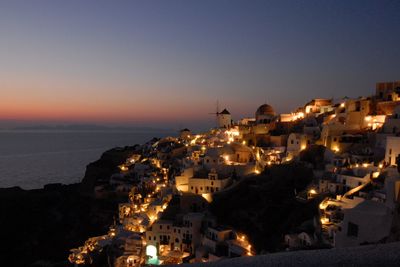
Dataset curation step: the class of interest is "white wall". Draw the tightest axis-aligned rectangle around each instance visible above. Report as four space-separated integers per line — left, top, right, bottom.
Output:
335 200 392 247
385 136 400 166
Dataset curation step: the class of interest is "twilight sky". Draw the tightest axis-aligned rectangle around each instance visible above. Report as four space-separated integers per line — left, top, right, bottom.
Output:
0 0 399 130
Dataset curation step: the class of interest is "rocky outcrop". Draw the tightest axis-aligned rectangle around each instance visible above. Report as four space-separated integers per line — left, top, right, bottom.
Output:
80 145 140 194
0 146 142 266
0 183 121 267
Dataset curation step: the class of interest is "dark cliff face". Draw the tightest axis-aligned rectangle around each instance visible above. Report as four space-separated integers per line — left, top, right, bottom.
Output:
0 184 119 266
0 146 141 266
80 145 140 194
209 163 317 253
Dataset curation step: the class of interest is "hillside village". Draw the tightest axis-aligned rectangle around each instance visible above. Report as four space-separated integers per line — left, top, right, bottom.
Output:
69 81 400 266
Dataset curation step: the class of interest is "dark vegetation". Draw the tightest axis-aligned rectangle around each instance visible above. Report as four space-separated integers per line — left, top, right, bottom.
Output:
209 162 318 252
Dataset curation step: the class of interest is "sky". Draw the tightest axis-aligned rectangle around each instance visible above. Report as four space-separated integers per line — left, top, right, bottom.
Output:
0 0 399 130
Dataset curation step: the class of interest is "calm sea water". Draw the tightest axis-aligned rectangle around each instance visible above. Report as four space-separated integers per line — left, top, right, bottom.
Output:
0 130 173 189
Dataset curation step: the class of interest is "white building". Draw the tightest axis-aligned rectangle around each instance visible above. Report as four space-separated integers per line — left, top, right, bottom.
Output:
284 232 316 249
199 227 252 260
218 109 232 128
197 143 256 176
320 166 400 248
286 133 312 156
385 136 400 166
202 226 233 254
145 213 205 256
335 167 376 191
304 99 333 114
175 168 231 195
334 198 392 247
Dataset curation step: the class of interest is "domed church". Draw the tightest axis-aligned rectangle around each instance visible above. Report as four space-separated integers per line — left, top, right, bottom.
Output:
255 103 276 124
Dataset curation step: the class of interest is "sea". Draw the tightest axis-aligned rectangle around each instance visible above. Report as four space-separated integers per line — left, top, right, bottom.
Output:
0 130 174 189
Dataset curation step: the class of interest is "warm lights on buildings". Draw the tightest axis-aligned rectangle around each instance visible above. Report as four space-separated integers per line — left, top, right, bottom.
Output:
320 217 329 225
372 171 380 178
119 165 128 171
201 193 213 203
319 201 328 210
309 189 317 195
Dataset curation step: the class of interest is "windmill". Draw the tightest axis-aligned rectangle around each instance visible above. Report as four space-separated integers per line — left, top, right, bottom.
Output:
208 100 220 128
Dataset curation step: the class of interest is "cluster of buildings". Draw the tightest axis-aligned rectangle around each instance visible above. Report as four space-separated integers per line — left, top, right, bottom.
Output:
69 129 255 266
70 81 400 265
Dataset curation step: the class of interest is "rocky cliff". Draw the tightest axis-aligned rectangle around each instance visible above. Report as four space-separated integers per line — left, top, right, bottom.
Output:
0 146 140 267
